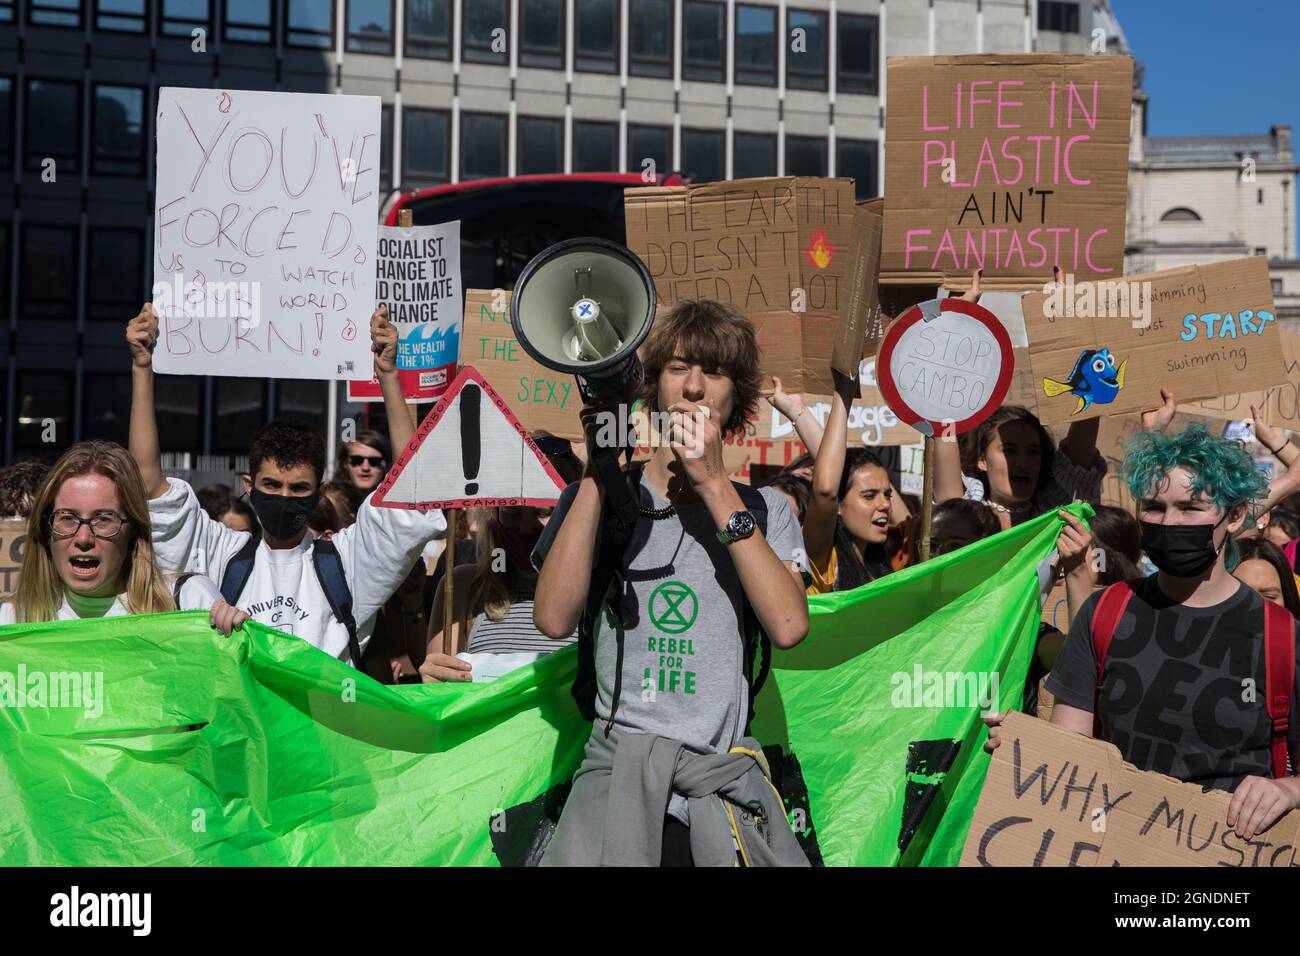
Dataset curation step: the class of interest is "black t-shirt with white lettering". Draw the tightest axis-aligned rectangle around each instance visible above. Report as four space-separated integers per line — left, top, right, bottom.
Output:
1045 578 1300 792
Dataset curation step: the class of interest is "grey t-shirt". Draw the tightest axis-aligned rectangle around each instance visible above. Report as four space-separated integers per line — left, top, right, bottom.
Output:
535 475 803 819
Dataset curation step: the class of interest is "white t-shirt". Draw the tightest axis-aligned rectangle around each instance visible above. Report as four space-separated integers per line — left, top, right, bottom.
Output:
0 573 222 624
147 478 446 663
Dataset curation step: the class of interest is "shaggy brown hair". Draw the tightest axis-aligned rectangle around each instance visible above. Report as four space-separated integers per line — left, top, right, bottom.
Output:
637 300 762 438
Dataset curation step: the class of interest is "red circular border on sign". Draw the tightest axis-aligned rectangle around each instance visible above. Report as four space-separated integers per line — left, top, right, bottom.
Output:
876 297 1014 436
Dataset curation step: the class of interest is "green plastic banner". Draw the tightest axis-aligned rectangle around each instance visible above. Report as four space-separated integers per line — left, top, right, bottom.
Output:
0 506 1079 866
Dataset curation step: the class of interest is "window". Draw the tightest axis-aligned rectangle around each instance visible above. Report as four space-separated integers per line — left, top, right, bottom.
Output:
403 108 449 185
162 0 208 36
517 116 563 174
155 377 202 453
29 0 81 28
836 139 878 200
575 0 618 73
735 4 776 87
92 84 145 176
629 0 671 78
379 104 393 191
1273 278 1284 296
460 112 506 181
406 0 450 59
224 0 272 43
83 374 133 445
682 128 723 183
213 378 268 456
17 372 74 457
628 125 671 177
785 134 826 175
25 80 80 174
683 1 724 82
838 13 879 96
786 9 827 91
1159 207 1201 222
463 0 507 64
0 78 11 169
287 0 333 48
346 0 392 53
0 224 8 319
88 228 144 321
0 0 12 21
1038 0 1080 34
276 380 327 434
21 226 78 321
573 121 617 172
96 0 146 31
733 131 775 179
1255 246 1268 257
520 0 563 69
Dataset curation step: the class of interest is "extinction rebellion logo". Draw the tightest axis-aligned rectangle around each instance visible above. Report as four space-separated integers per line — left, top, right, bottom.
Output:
649 581 698 634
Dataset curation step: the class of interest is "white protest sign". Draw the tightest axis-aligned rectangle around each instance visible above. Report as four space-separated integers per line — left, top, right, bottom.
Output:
372 366 567 510
877 298 1014 437
349 221 463 403
151 87 380 380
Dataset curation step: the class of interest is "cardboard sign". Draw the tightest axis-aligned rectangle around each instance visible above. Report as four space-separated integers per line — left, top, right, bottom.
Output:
1041 580 1069 632
624 177 861 395
833 198 885 384
0 519 27 600
372 366 567 510
878 298 1014 436
961 712 1300 867
460 289 583 440
1024 257 1285 426
152 88 380 380
349 221 463 403
883 54 1133 289
1182 331 1300 430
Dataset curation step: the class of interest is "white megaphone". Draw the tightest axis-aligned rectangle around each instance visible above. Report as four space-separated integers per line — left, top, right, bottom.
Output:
510 238 656 404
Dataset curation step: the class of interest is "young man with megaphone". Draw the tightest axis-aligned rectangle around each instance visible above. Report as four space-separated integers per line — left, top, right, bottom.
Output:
532 298 811 867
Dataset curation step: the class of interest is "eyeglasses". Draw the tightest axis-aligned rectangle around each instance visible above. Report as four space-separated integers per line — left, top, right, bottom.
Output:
48 509 128 539
349 455 385 468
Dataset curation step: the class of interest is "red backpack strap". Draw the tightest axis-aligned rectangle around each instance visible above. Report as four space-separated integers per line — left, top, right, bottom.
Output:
1285 537 1298 572
1089 580 1139 735
1262 599 1295 779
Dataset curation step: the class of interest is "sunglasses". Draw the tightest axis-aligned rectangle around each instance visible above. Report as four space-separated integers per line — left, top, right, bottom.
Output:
349 455 386 468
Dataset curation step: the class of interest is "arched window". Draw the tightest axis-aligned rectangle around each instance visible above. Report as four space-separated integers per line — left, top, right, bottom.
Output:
1160 207 1202 222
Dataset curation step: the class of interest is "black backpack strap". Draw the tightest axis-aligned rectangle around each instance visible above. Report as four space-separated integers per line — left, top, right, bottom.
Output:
172 572 200 608
219 536 260 605
733 483 772 727
311 538 362 668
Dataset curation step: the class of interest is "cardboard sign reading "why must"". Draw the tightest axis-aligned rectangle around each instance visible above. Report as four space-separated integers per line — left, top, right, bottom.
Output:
961 713 1300 868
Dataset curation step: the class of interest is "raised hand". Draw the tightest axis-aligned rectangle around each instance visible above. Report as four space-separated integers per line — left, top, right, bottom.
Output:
370 304 397 375
1141 387 1176 432
126 303 160 369
666 400 725 493
765 375 805 423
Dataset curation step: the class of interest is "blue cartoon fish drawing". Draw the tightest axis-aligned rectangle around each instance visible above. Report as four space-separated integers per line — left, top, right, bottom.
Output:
1042 348 1129 415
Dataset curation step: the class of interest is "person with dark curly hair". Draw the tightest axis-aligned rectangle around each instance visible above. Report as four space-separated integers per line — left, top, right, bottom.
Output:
0 460 51 519
124 303 445 668
986 425 1300 841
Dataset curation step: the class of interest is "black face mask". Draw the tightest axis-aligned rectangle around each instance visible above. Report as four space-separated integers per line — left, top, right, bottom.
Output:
1139 514 1228 578
248 487 320 541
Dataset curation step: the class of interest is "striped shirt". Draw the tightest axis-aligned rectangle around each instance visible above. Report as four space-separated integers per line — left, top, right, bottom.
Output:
466 580 578 654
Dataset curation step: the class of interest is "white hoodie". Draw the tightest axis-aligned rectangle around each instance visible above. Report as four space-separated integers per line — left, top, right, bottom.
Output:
147 478 446 664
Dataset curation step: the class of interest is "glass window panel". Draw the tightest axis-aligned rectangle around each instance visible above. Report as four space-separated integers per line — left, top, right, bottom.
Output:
682 128 723 183
88 228 143 321
162 0 208 35
402 108 449 185
518 116 563 175
463 0 507 64
785 134 826 176
16 372 74 457
733 131 775 179
735 4 775 86
25 80 80 173
460 112 506 181
21 226 78 320
225 0 271 43
405 0 449 58
836 139 877 201
346 0 392 53
573 121 616 173
30 0 81 28
520 0 563 69
629 0 671 78
628 125 671 177
837 13 878 95
683 1 724 82
97 0 146 31
786 10 827 91
575 0 617 73
93 85 145 176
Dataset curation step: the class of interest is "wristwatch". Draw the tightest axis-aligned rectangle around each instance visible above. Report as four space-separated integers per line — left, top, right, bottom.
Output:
716 510 757 545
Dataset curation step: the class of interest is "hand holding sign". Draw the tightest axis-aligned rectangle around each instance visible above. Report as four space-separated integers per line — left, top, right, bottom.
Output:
371 305 397 375
127 304 160 369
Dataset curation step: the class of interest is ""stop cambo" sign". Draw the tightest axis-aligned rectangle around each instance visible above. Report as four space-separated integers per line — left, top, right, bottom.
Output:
876 298 1013 437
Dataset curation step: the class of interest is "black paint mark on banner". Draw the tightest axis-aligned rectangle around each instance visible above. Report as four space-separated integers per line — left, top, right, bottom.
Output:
898 737 961 853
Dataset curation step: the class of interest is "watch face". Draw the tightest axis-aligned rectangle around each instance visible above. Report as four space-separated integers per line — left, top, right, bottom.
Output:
730 512 756 537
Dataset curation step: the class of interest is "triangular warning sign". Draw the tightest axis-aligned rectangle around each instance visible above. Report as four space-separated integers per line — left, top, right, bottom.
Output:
371 366 568 510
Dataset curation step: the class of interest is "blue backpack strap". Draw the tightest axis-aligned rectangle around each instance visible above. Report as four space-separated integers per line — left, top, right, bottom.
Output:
219 537 260 605
311 537 361 668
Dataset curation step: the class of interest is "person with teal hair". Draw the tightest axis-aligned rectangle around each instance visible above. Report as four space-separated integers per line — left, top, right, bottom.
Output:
986 419 1300 842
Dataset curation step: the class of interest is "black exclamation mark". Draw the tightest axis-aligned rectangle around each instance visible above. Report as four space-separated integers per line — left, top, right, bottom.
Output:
461 384 481 495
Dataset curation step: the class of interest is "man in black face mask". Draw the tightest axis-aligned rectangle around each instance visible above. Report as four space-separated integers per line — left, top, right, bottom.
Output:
125 303 446 667
986 424 1300 842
